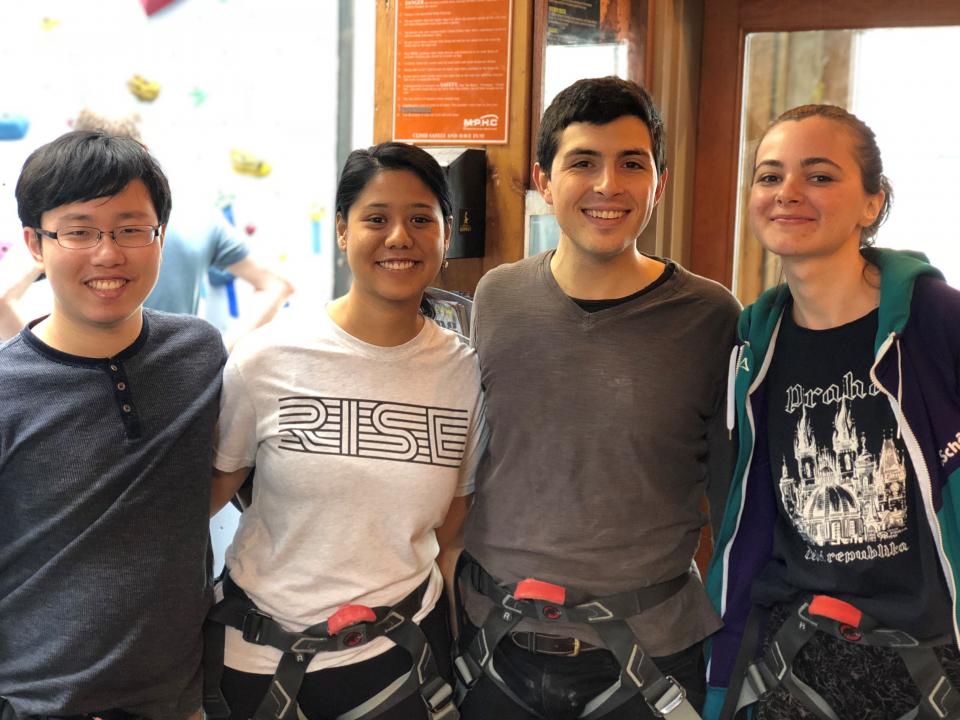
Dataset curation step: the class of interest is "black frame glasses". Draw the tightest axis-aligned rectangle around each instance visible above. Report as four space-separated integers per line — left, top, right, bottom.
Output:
35 225 161 250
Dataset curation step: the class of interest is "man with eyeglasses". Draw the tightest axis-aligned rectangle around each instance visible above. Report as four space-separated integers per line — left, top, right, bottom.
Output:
0 130 226 720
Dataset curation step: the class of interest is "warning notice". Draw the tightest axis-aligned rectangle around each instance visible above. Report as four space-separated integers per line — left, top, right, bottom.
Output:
393 0 512 144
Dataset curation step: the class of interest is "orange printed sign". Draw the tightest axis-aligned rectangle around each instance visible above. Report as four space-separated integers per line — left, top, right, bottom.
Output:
394 0 512 144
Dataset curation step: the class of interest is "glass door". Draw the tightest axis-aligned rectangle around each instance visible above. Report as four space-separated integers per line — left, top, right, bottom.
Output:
733 26 960 302
689 0 960 298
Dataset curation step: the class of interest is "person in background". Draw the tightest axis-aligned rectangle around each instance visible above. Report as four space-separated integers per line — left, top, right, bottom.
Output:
0 250 42 340
0 130 225 719
204 141 485 720
455 76 740 720
74 108 294 349
704 105 960 720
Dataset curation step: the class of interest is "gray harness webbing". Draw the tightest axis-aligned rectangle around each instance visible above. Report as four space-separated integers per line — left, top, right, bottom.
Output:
203 574 457 720
726 596 960 720
454 554 701 719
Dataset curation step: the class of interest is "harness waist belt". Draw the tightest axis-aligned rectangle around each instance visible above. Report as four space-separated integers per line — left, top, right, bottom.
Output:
723 596 960 720
203 574 458 720
454 553 701 719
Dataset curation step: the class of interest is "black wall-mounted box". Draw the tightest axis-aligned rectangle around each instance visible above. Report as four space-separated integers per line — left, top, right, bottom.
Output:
424 147 486 259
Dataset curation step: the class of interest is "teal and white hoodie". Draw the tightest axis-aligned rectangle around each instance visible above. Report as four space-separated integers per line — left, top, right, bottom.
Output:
703 248 960 718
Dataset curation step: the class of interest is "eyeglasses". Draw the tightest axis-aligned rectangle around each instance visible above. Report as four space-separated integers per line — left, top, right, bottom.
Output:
35 225 161 250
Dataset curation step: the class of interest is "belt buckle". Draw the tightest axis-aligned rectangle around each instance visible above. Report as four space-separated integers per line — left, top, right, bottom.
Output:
422 676 454 712
651 675 686 717
502 593 524 615
241 608 271 644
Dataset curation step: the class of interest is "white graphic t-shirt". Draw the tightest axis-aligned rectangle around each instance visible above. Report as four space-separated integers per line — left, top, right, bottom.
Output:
215 310 485 673
756 304 951 638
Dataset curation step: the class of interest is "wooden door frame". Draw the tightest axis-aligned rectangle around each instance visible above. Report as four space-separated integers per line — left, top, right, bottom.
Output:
529 1 652 184
689 0 960 286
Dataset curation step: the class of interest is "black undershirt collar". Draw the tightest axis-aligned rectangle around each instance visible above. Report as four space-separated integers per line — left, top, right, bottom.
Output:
571 261 676 313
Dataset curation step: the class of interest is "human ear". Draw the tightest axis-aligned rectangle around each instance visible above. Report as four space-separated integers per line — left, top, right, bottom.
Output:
24 227 43 262
533 162 554 206
862 190 885 228
653 167 670 206
443 216 452 252
335 214 347 251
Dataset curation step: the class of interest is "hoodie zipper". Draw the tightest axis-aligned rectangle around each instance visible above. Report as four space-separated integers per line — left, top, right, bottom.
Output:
719 319 782 618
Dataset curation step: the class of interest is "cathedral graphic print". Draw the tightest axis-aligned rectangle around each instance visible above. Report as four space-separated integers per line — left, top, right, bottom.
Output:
778 371 908 552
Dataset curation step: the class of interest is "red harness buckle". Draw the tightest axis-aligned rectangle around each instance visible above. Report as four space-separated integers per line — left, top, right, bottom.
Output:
327 604 376 635
809 595 863 628
515 578 566 605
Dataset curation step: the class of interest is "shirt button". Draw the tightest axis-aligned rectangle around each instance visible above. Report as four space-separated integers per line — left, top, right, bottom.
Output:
117 382 127 391
122 403 132 413
110 364 119 372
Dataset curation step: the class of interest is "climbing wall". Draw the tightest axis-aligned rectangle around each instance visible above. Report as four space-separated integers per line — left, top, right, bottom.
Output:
0 0 340 320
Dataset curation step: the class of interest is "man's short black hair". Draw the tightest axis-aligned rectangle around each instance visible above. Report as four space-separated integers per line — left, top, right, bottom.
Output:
16 130 172 229
537 76 667 176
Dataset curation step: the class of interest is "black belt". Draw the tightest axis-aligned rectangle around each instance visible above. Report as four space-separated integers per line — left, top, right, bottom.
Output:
510 631 601 656
202 574 457 720
453 553 700 719
722 596 960 720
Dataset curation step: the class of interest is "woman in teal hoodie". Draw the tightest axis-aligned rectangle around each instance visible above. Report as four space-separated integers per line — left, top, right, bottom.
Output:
704 105 960 720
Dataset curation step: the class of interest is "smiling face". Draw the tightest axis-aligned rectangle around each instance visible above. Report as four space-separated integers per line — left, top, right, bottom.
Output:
749 116 884 264
25 178 163 347
534 116 667 262
336 169 450 309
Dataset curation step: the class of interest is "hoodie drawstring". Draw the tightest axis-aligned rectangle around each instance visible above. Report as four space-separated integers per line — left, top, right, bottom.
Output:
895 336 903 439
726 345 742 438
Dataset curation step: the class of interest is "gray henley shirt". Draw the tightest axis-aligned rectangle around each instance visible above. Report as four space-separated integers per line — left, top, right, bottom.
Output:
0 310 226 719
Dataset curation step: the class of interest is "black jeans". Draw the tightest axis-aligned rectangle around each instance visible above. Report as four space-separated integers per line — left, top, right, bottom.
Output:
219 593 453 720
457 620 706 720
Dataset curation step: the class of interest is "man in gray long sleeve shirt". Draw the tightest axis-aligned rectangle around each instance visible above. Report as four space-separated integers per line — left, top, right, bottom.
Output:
456 77 740 720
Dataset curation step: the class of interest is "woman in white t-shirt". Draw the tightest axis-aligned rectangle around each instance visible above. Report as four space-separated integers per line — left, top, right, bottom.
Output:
208 142 484 720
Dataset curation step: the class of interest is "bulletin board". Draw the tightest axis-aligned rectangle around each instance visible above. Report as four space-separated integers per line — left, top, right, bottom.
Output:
0 0 341 322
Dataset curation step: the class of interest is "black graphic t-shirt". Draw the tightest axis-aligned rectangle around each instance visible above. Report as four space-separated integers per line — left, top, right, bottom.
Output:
754 303 952 639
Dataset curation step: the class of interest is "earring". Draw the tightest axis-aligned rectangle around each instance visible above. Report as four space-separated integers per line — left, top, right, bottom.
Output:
442 259 449 269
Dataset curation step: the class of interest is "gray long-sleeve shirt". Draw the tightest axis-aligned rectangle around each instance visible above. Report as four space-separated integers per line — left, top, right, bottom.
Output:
463 252 740 655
